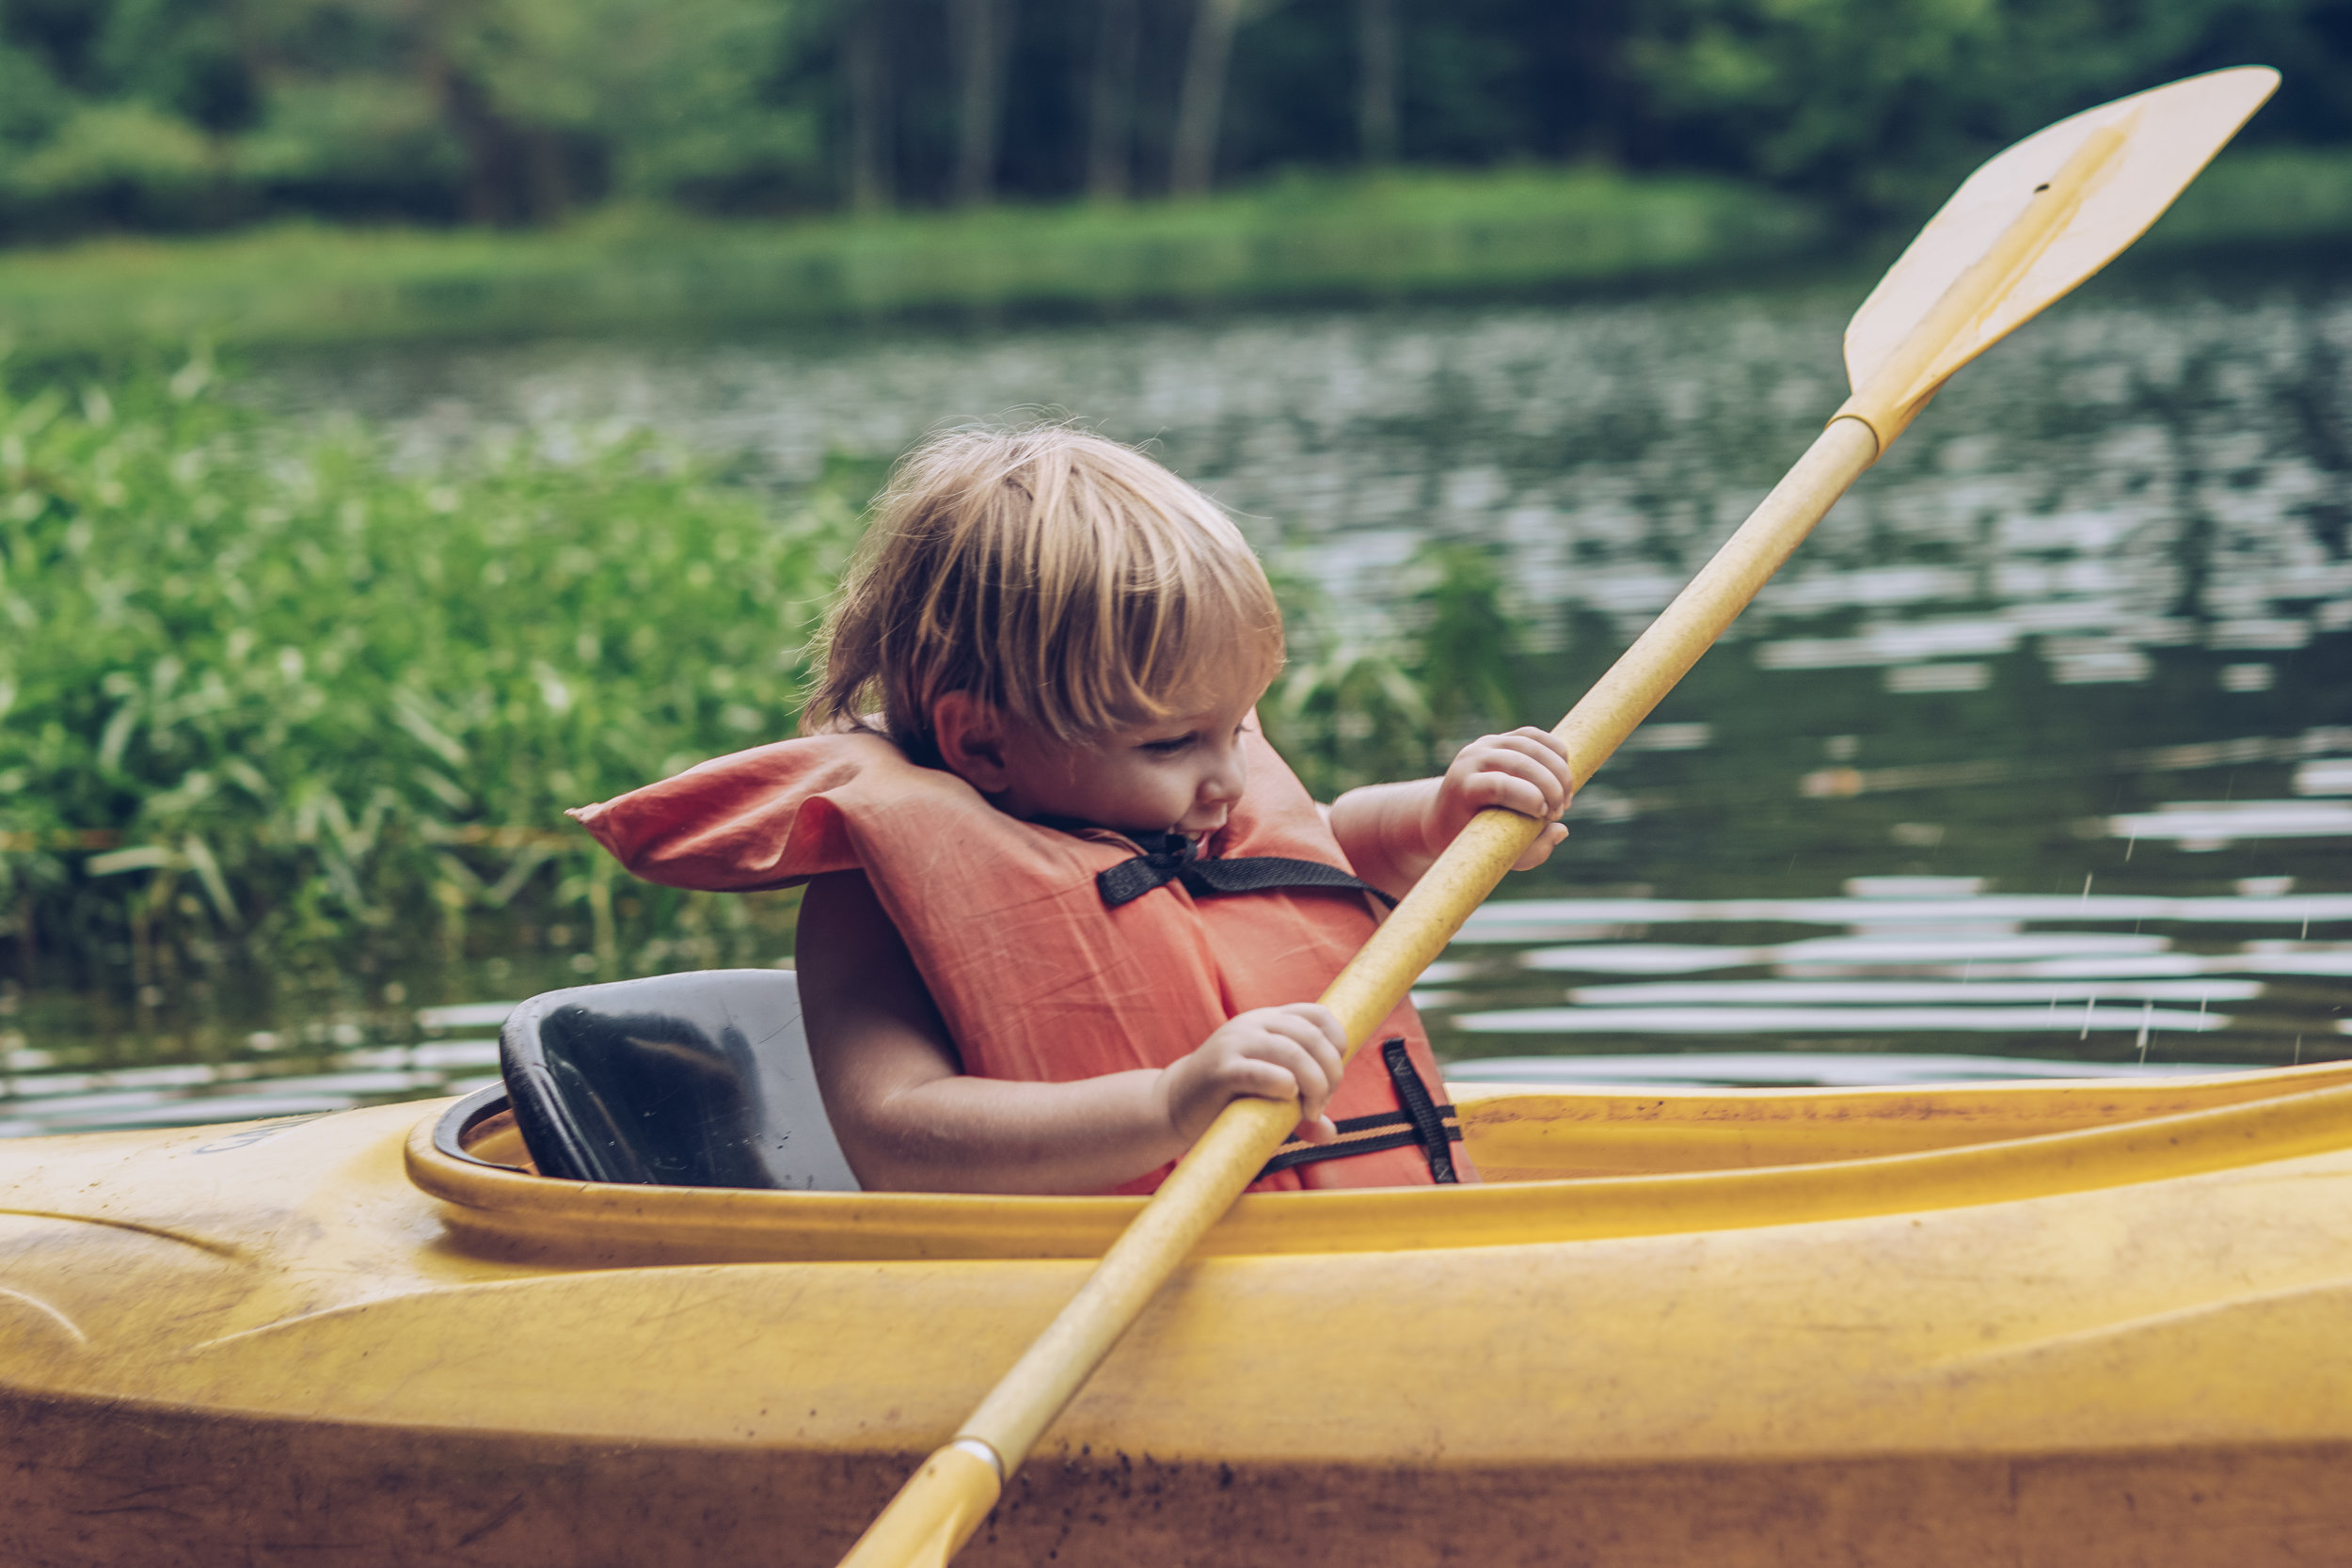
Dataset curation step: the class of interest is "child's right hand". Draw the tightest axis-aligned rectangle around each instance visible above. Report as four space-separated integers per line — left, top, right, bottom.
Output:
1157 1003 1348 1146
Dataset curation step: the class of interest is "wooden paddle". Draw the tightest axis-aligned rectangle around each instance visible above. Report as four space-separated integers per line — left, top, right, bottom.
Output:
836 65 2280 1568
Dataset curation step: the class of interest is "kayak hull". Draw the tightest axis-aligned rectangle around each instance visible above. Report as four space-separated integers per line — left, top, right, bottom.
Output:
9 1389 2350 1567
6 1066 2352 1564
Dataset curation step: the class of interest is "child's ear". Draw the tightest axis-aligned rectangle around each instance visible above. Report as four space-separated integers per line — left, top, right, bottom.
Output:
930 691 1011 791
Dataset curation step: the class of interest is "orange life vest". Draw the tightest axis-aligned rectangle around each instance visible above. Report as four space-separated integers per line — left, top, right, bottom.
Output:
570 728 1475 1195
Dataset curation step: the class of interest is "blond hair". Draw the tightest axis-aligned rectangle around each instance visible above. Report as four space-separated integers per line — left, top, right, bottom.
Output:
806 426 1284 761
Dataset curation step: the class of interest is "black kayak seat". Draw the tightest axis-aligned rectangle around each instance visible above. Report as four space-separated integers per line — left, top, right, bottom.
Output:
499 968 862 1192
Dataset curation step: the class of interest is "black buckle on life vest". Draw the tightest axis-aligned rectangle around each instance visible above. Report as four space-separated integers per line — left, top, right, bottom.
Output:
1255 1038 1461 1184
1090 830 1398 911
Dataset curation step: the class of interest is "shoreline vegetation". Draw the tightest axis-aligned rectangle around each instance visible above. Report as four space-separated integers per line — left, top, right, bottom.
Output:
5 150 2348 356
0 373 856 990
0 363 1512 994
0 169 1818 354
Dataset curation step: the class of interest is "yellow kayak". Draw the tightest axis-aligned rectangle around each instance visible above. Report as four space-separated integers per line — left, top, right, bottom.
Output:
5 972 2352 1566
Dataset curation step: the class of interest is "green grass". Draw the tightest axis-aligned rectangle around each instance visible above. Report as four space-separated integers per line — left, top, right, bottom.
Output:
2137 146 2352 250
0 166 1824 353
0 365 864 987
2 149 2342 358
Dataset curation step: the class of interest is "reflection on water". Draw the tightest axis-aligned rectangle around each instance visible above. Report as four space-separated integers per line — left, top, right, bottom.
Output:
0 1022 509 1139
8 262 2348 1133
1424 876 2348 1067
1446 1054 2246 1088
296 262 2351 695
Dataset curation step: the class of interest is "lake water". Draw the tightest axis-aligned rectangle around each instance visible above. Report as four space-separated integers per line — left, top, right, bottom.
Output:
6 259 2348 1134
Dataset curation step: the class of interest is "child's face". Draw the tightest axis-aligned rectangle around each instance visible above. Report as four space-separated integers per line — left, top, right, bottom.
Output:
991 678 1269 838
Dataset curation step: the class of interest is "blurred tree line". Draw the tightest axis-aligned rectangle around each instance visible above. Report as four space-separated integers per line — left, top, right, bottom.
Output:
1 0 2346 239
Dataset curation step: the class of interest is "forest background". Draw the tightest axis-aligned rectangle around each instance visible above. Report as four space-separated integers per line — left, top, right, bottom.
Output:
7 0 2352 233
5 0 2351 348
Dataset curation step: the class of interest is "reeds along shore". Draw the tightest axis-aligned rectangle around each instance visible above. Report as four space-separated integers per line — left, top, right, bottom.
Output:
0 372 863 990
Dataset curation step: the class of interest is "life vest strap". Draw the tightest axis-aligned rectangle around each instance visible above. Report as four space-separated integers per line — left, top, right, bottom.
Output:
1380 1037 1461 1184
1093 831 1398 911
1256 1038 1462 1184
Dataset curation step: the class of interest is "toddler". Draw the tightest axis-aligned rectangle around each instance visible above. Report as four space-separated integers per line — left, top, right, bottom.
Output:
574 427 1572 1195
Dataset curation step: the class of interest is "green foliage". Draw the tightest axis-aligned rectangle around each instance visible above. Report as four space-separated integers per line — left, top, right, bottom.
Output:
4 0 2350 238
1410 543 1522 743
230 75 463 205
0 39 73 147
0 0 825 231
8 102 219 212
0 359 862 983
1265 541 1530 800
448 0 821 209
1624 0 2320 213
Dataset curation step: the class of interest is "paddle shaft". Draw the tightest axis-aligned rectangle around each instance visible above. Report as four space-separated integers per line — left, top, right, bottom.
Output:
835 413 1883 1568
835 69 2281 1568
968 411 1884 1454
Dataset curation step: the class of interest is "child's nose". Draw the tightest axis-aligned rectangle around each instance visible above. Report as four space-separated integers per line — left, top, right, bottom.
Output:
1200 744 1247 803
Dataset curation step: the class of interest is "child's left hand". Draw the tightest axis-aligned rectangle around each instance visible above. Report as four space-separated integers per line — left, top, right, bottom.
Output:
1426 727 1576 871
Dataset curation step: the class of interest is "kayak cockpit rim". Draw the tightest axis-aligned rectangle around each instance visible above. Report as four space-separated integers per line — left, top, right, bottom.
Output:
405 1063 2352 1267
433 1084 527 1172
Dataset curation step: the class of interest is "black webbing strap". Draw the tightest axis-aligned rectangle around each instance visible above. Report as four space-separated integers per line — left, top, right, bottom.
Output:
1381 1037 1459 1183
1256 1037 1462 1184
1092 830 1397 911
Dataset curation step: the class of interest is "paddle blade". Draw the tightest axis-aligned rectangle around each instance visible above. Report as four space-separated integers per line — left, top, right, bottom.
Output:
837 1442 1003 1568
1843 67 2277 430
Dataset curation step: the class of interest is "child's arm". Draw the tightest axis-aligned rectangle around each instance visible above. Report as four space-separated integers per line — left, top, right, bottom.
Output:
1327 727 1576 899
797 869 1346 1194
